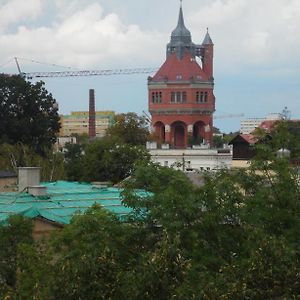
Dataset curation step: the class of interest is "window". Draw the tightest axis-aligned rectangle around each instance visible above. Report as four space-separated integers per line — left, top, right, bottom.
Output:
171 91 187 103
164 161 169 167
176 74 183 80
171 92 176 103
196 91 208 103
152 91 162 103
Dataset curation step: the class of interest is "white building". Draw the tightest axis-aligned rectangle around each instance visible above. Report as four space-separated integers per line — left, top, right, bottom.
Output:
55 136 77 151
240 113 283 134
149 147 232 172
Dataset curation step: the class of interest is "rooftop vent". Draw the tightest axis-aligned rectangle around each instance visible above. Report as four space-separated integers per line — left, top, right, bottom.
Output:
18 167 41 192
27 186 47 197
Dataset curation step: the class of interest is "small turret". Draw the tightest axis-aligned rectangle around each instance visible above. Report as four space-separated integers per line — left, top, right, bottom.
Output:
201 29 214 79
202 30 213 45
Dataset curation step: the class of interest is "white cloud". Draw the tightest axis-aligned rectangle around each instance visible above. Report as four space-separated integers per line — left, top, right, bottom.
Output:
189 0 300 74
0 2 164 70
0 0 299 76
0 0 42 31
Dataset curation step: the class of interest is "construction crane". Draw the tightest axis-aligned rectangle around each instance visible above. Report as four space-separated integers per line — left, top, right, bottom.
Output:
24 68 158 79
13 57 157 79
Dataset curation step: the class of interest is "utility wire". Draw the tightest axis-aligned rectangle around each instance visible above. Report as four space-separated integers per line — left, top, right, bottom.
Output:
16 57 74 70
0 58 14 69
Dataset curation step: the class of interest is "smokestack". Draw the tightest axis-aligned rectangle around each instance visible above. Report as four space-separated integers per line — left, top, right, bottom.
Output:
89 89 96 139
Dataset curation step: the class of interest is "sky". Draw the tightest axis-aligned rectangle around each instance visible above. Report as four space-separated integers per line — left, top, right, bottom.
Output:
0 0 299 132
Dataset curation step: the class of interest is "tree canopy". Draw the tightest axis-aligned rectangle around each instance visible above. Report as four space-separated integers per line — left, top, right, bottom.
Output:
1 153 300 299
64 136 150 183
0 74 60 152
106 112 149 146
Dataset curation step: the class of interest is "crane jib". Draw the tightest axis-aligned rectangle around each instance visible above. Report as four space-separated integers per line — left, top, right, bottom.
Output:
24 68 158 79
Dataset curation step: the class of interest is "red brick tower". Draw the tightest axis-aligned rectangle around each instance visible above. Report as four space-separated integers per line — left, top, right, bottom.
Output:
148 4 215 148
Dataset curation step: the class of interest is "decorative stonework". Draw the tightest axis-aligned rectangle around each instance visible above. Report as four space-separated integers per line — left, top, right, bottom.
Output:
187 125 193 132
205 125 211 132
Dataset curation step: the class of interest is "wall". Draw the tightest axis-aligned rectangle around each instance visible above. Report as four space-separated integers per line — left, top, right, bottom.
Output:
60 111 115 137
33 218 63 239
150 149 232 171
0 177 17 192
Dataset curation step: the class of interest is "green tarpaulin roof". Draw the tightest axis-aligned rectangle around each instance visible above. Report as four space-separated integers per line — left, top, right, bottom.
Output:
0 181 149 225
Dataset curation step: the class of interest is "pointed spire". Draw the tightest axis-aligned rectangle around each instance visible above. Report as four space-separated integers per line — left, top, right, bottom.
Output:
167 1 201 60
202 28 213 45
171 1 191 39
177 1 185 28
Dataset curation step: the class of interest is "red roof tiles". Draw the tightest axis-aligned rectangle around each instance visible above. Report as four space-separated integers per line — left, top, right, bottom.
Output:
152 52 208 82
239 134 257 144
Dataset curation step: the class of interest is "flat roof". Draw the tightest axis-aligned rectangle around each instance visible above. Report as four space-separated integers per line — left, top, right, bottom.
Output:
0 171 17 178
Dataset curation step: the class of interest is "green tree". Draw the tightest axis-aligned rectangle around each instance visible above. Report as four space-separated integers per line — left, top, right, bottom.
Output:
81 137 150 183
0 216 34 298
0 143 65 181
122 157 300 298
212 134 226 148
50 206 139 300
64 143 84 181
2 148 300 299
0 74 60 153
106 112 149 146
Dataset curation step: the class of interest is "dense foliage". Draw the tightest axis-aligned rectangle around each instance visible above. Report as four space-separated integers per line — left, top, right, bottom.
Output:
64 136 150 183
0 143 65 182
0 74 60 153
64 112 151 183
106 112 150 146
1 153 300 299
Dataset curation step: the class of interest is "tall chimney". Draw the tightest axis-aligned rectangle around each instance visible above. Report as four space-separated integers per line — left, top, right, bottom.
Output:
89 89 96 139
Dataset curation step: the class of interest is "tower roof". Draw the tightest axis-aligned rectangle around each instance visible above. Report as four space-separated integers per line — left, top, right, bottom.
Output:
171 5 191 41
152 52 209 82
202 29 213 45
167 3 197 60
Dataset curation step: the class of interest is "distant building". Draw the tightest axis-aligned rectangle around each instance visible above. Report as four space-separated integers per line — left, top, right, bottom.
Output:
55 136 77 152
240 113 282 134
148 3 215 149
229 134 257 160
148 144 232 171
60 111 115 138
145 3 234 169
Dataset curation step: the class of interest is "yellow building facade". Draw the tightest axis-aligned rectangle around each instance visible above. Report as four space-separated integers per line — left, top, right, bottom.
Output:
60 111 115 137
